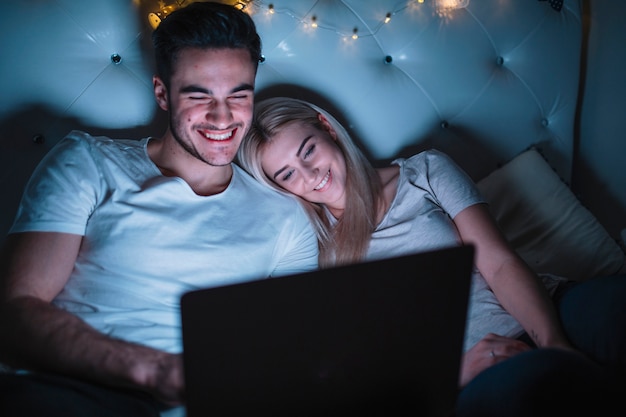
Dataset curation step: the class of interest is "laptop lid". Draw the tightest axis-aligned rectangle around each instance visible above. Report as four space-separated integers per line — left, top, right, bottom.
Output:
181 245 474 417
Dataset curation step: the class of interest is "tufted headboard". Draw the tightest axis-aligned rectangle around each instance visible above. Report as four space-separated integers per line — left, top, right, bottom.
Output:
0 0 586 240
1 0 623 277
251 0 582 183
0 1 582 169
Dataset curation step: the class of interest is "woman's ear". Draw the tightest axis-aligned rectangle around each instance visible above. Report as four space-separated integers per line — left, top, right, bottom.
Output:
153 75 169 111
317 113 338 141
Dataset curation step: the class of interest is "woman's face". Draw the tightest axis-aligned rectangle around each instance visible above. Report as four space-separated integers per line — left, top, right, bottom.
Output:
260 119 348 213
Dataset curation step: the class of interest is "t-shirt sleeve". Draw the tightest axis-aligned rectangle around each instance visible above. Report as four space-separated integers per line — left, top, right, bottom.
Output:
269 201 320 278
9 132 101 236
402 149 485 219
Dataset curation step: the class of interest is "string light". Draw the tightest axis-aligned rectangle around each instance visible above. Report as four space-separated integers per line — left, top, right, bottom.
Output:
147 1 183 30
435 0 469 11
434 0 469 17
148 0 470 35
246 1 414 40
247 0 469 40
148 1 254 28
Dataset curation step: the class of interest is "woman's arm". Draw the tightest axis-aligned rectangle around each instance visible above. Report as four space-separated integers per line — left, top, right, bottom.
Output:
453 203 572 350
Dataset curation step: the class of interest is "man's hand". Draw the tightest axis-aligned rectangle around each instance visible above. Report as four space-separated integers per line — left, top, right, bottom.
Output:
136 352 185 406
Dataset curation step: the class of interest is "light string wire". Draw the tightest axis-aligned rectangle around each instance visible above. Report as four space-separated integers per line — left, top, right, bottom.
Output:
151 1 469 36
246 0 417 40
150 1 442 39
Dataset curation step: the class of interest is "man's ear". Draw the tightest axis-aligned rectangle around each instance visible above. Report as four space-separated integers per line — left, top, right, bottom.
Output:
153 75 169 111
317 113 338 141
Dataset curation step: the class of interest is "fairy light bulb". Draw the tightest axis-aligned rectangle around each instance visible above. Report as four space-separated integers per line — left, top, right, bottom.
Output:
245 0 436 40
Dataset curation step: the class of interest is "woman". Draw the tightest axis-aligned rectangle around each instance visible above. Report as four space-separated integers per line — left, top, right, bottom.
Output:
238 97 625 416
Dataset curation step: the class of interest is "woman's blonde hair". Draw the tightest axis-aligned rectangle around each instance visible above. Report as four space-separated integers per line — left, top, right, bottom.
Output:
237 97 383 268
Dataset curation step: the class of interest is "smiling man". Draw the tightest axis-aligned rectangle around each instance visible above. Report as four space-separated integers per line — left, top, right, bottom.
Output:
0 3 318 417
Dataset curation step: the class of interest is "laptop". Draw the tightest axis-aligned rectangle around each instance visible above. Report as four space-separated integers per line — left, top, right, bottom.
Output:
181 245 474 417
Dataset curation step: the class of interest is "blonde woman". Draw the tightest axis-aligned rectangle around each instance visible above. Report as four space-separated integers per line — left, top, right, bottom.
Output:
238 96 626 416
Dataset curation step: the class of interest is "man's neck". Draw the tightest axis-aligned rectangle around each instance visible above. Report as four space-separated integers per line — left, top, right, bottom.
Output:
147 136 234 197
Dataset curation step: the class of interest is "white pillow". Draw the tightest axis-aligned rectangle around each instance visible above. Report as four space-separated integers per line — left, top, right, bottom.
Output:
476 148 625 281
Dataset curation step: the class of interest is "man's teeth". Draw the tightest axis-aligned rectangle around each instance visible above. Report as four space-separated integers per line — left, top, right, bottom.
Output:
202 131 233 140
314 171 330 190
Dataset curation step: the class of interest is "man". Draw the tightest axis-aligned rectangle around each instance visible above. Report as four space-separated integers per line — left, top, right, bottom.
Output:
0 3 318 416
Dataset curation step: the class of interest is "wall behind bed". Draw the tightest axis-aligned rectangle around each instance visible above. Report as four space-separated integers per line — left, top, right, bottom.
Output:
0 0 624 246
575 0 626 246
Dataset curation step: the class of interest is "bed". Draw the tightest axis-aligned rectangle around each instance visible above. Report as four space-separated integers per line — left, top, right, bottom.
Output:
0 0 624 280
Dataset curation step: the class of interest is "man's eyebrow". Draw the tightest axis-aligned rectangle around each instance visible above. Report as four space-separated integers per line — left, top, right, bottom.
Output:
179 83 254 95
232 83 255 94
180 85 209 94
273 136 313 180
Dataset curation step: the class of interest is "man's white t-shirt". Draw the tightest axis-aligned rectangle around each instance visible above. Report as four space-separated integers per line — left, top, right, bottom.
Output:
10 130 319 353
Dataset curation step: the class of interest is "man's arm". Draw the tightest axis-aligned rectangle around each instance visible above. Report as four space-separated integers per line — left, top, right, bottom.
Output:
0 232 184 405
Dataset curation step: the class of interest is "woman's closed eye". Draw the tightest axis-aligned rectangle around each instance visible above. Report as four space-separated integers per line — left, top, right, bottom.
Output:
303 144 316 159
281 169 294 182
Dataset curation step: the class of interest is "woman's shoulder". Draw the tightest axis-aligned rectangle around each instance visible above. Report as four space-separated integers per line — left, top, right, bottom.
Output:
393 149 453 171
377 165 400 187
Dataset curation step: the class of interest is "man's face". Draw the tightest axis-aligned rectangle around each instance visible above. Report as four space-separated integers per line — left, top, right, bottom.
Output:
157 47 256 167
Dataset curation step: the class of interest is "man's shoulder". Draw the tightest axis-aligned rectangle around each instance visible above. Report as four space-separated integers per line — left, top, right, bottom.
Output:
54 130 147 158
53 130 137 150
58 130 109 144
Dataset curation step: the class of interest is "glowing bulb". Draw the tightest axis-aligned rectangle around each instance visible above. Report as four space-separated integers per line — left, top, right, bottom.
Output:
435 0 470 10
311 15 318 28
147 4 179 30
352 28 358 40
384 12 392 24
268 4 274 14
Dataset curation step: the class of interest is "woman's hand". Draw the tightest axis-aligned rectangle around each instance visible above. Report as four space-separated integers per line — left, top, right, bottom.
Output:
459 333 531 388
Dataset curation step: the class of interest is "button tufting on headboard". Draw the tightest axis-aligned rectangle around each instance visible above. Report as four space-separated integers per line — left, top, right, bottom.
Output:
251 0 582 181
0 0 584 237
0 0 583 179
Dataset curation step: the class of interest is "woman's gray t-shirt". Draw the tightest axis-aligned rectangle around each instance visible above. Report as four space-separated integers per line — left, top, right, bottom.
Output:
365 149 564 351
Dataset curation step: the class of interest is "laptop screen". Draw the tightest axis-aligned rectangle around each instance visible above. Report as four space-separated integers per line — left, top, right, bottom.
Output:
181 245 473 417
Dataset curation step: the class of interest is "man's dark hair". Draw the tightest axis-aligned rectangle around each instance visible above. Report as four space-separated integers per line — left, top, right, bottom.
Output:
152 1 262 88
